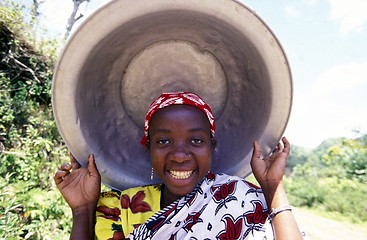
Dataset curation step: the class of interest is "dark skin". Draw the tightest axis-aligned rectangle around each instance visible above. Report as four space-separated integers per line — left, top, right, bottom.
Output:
54 154 100 239
147 105 216 208
54 105 302 239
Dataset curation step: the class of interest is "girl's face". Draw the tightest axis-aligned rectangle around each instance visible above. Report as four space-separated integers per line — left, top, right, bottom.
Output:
148 105 216 199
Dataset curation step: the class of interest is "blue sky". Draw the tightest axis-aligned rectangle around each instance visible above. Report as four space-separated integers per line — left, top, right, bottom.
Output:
15 0 367 148
244 0 367 148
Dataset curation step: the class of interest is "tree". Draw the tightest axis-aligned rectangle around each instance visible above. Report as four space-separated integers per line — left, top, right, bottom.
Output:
287 145 309 171
322 137 367 182
65 0 90 39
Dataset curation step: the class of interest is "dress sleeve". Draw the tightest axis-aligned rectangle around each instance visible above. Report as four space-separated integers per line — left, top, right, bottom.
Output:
95 185 161 240
95 191 126 240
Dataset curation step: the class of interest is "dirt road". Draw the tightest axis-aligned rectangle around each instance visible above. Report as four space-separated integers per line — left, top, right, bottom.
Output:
293 208 367 240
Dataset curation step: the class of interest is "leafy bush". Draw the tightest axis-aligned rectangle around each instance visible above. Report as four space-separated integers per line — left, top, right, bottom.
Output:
0 116 73 239
286 145 309 171
285 176 367 222
1 3 73 239
322 138 367 182
285 176 326 207
286 135 367 222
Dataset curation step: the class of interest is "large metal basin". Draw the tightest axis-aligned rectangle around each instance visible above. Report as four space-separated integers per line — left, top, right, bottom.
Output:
52 0 292 190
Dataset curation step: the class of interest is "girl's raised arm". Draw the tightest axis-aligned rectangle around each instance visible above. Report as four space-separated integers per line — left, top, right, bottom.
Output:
250 137 303 240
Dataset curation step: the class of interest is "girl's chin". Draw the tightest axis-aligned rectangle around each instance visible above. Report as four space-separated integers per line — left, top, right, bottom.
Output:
163 170 200 195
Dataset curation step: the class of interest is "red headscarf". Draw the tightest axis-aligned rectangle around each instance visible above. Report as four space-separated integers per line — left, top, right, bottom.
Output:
141 92 216 145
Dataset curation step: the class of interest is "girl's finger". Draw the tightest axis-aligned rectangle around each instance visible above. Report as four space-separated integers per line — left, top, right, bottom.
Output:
87 154 100 177
251 141 262 160
278 141 284 151
54 170 69 185
70 152 81 170
272 145 279 154
281 137 290 153
59 163 71 170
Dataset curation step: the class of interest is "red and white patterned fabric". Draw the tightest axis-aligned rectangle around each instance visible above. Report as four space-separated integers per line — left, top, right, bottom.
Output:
95 173 309 240
141 92 216 145
127 173 273 239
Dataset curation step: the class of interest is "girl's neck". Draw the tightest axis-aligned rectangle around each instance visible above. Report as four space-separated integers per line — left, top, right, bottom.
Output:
160 185 181 209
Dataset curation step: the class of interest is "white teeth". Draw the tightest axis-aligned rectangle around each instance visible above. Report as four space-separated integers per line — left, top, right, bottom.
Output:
169 170 193 179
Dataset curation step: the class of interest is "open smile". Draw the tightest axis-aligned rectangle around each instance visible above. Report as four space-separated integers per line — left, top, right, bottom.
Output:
169 170 194 180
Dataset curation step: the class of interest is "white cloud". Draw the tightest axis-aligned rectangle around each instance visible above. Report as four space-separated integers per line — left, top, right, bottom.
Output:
327 0 367 33
284 6 300 17
312 62 367 98
285 62 367 148
303 0 318 5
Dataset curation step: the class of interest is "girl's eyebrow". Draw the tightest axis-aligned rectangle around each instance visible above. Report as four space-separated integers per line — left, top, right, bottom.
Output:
151 129 171 134
189 128 207 133
151 128 207 134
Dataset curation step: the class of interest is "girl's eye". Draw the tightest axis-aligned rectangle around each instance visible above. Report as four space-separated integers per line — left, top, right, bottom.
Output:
157 139 170 145
190 138 203 144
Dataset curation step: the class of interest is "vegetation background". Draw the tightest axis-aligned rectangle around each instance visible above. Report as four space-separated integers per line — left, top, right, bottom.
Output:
1 1 366 239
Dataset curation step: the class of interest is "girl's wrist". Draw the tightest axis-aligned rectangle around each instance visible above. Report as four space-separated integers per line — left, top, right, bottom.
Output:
261 181 289 209
70 204 96 240
72 204 97 217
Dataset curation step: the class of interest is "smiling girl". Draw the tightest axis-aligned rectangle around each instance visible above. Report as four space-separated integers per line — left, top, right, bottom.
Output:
54 92 303 239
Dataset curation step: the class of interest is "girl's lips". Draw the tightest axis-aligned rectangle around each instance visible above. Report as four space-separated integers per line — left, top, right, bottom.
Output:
168 170 194 180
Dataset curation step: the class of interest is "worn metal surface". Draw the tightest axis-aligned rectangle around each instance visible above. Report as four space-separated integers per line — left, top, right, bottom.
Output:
52 0 292 190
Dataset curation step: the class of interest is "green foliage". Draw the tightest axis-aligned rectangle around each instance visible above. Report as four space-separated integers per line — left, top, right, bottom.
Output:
291 137 367 182
1 1 58 149
285 176 367 222
0 109 73 239
313 138 344 158
1 2 73 239
286 176 326 207
286 135 367 223
322 138 367 182
1 170 72 239
1 1 61 62
286 145 309 170
0 1 26 33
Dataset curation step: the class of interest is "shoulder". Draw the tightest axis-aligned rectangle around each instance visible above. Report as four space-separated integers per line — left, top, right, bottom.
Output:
208 173 269 220
100 184 161 197
120 184 162 196
97 184 162 218
99 184 161 204
212 173 266 202
213 173 262 190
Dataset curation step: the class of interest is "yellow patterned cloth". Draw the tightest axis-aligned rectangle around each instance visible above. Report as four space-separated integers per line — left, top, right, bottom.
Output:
95 184 161 239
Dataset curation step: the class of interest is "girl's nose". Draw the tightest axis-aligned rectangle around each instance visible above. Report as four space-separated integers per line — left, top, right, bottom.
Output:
171 145 191 163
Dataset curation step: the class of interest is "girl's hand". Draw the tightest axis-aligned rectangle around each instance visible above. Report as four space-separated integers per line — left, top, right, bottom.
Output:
54 153 101 213
250 137 289 189
251 137 303 239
